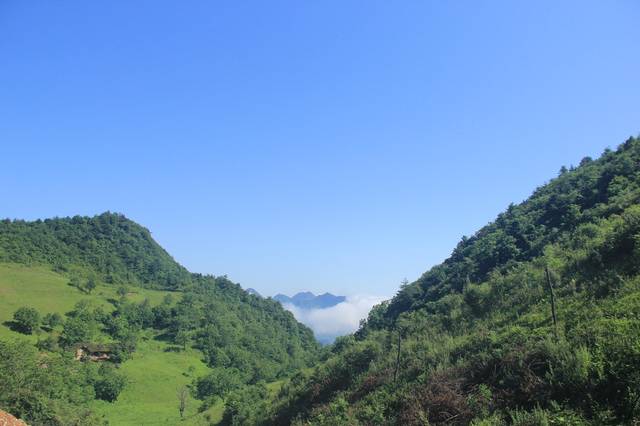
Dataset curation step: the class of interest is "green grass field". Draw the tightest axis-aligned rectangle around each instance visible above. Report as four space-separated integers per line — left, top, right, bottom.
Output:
0 263 169 341
0 263 224 425
89 335 222 425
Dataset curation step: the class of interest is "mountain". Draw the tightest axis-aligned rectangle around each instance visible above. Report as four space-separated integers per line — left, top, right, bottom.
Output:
228 136 640 425
273 291 346 309
0 213 320 425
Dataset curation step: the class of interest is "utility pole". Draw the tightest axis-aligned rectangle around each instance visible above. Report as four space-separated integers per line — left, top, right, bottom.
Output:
394 328 402 384
545 266 558 339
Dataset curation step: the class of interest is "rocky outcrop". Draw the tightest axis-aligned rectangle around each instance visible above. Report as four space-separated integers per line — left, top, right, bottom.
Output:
0 410 27 426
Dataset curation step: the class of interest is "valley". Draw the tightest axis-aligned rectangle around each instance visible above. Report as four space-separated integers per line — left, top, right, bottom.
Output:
2 137 640 424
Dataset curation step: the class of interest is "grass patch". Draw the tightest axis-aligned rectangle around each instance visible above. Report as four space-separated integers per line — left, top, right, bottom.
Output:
0 263 285 425
0 263 169 340
89 336 213 425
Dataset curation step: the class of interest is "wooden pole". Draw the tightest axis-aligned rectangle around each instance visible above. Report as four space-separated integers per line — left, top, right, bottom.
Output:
545 266 558 339
394 329 401 384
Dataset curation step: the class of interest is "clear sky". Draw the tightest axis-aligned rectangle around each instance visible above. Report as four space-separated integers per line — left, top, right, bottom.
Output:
1 1 638 297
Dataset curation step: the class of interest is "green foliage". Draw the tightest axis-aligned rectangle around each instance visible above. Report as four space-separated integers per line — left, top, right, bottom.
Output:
12 306 40 334
195 367 244 401
92 364 127 402
1 210 320 424
42 312 63 329
60 317 95 347
259 137 640 425
0 212 191 289
222 383 271 425
117 285 128 298
84 277 97 294
0 339 101 425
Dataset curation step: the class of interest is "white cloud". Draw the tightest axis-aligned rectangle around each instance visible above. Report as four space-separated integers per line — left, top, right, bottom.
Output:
283 294 388 342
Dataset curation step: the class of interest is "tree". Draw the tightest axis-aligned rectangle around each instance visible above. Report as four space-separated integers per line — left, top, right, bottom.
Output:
13 307 40 334
117 285 128 299
35 334 59 352
175 329 191 351
85 278 97 294
60 317 94 347
69 275 81 290
94 365 126 402
195 367 243 400
42 312 63 330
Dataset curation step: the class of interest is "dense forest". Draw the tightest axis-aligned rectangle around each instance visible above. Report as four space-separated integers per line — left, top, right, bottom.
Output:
0 213 319 425
0 213 191 289
223 136 640 425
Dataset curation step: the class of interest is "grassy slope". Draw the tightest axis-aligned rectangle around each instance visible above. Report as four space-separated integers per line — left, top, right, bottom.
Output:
0 263 226 425
89 337 219 426
0 263 168 334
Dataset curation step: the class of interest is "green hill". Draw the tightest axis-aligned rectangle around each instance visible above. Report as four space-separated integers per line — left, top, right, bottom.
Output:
248 136 640 425
0 212 190 289
2 137 640 425
0 214 319 425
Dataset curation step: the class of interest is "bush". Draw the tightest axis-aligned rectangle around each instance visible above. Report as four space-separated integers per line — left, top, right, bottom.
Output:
94 365 126 402
13 306 41 334
42 312 63 329
194 367 243 400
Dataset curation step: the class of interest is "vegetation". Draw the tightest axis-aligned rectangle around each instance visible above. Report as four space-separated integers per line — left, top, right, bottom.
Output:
0 339 118 425
0 213 319 425
0 212 191 289
230 137 640 425
12 307 41 334
2 136 640 425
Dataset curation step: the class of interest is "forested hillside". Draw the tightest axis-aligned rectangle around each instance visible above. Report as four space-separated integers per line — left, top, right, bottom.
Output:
2 136 639 425
235 136 640 425
0 214 319 425
0 213 190 289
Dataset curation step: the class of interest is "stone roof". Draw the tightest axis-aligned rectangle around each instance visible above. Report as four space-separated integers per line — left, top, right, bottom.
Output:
76 342 113 353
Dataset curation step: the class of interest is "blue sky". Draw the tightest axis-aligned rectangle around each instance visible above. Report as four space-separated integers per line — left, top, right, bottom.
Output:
1 1 638 297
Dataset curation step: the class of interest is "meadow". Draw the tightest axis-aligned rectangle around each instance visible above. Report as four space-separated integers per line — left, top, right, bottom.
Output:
0 263 225 425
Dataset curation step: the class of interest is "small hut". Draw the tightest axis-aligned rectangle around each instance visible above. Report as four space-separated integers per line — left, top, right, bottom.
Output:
74 343 113 361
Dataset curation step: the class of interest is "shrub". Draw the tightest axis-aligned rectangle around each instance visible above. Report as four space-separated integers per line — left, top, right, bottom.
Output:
13 306 41 334
93 365 126 402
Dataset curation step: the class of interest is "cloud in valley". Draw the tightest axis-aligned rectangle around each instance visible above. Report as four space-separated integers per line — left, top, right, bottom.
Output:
283 294 387 342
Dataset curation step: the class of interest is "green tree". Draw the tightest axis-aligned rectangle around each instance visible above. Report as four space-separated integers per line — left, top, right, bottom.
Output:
117 285 128 298
42 312 63 329
35 334 59 352
94 364 126 402
69 275 81 290
60 317 94 347
0 339 102 425
85 277 97 294
13 306 41 334
175 329 191 351
195 367 243 400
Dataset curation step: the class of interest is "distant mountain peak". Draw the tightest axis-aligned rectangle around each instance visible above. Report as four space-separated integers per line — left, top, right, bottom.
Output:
273 291 346 309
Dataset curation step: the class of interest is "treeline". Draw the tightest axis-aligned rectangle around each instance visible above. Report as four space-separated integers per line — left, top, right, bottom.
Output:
0 212 189 289
384 137 640 322
231 137 640 425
